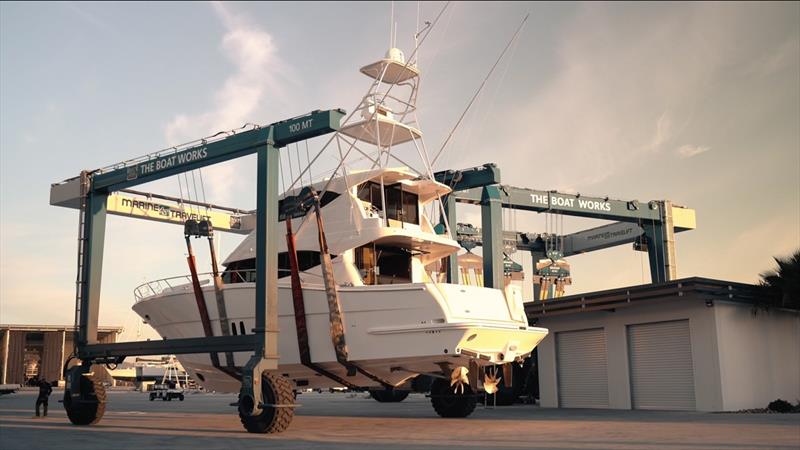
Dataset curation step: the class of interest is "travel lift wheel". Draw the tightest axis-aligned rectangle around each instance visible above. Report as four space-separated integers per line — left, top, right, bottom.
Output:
430 377 477 418
63 365 106 426
369 387 410 403
238 372 295 433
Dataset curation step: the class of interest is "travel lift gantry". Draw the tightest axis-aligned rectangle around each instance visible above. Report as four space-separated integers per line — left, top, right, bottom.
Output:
49 108 345 432
433 164 697 296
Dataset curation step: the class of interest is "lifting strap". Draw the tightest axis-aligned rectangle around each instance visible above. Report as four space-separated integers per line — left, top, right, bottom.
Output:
208 234 236 371
285 217 360 390
312 197 393 389
184 234 240 380
185 235 220 367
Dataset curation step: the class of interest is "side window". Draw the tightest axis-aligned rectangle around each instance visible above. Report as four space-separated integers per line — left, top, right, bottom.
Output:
385 184 402 221
370 183 383 211
355 244 377 285
222 258 255 284
356 244 412 285
277 251 326 278
223 252 331 282
357 182 384 212
376 246 412 284
402 190 419 225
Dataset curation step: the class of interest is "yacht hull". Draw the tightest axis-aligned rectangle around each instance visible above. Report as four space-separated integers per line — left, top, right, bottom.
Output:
132 282 548 393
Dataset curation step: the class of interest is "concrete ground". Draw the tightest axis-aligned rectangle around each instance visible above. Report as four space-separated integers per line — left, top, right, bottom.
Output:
0 390 798 450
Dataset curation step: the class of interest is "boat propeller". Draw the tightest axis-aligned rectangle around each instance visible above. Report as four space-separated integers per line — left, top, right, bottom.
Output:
450 366 469 394
483 366 502 394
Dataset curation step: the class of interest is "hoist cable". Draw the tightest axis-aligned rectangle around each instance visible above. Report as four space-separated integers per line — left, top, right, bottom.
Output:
190 170 200 217
431 13 529 167
305 140 313 185
183 172 194 218
294 143 303 188
279 152 287 194
286 146 299 189
177 173 185 210
198 168 208 211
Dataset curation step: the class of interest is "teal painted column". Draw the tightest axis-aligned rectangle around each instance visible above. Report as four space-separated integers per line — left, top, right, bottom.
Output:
80 189 108 347
481 186 504 289
443 194 458 283
644 222 667 283
254 132 280 364
644 200 676 284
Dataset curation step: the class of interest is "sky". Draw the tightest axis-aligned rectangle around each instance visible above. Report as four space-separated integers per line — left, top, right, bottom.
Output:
1 1 798 341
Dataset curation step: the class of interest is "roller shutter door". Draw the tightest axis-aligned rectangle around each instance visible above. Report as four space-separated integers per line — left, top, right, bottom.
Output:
628 320 695 410
6 332 26 385
556 328 609 408
40 332 64 383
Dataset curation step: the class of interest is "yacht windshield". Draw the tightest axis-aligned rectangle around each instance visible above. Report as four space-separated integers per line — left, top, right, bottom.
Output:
357 181 419 225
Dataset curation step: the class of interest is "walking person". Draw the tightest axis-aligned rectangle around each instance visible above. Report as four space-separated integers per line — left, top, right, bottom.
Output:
35 379 53 417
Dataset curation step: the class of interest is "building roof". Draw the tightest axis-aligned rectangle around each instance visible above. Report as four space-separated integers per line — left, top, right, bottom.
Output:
525 277 789 321
0 324 123 333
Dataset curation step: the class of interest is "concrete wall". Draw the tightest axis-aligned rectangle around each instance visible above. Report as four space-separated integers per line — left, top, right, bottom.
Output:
714 302 800 411
536 296 724 411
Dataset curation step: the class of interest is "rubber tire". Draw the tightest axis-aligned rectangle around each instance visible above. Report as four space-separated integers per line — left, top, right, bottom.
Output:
369 388 410 403
179 394 184 401
411 374 434 393
64 374 106 426
430 378 476 418
149 394 155 401
238 373 295 433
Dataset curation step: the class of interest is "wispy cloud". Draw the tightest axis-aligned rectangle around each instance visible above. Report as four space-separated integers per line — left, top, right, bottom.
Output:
164 2 292 203
676 144 710 159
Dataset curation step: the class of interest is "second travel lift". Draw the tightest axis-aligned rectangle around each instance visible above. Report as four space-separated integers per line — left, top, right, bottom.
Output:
434 164 696 295
54 108 345 433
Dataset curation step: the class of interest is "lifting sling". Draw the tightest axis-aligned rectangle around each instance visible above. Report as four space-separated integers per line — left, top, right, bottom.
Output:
311 196 393 389
208 231 237 372
285 217 360 390
184 220 239 380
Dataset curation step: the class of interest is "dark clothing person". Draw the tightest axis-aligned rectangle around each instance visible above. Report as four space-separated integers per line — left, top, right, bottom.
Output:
35 380 53 417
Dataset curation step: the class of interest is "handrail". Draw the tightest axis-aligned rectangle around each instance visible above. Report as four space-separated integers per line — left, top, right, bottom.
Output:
134 270 250 302
132 268 321 302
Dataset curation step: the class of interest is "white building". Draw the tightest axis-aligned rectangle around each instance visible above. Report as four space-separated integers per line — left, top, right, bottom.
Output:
529 278 800 411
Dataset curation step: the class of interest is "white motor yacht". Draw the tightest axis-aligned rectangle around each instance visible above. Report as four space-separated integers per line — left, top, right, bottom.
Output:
131 44 548 418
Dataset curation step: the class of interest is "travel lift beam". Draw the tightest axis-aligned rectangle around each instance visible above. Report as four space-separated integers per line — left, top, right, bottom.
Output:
51 108 345 430
455 221 651 258
433 164 696 289
51 187 256 234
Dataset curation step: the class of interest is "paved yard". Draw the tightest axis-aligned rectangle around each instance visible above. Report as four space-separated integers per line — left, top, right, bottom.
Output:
0 390 798 450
